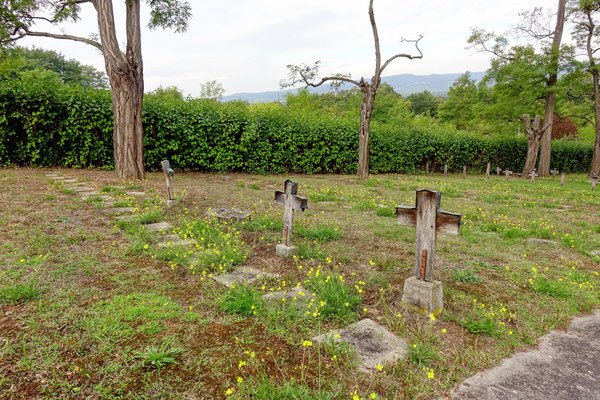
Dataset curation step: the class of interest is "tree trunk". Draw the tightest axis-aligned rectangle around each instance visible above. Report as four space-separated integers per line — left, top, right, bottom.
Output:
591 68 600 176
538 0 566 176
95 0 145 180
522 137 540 176
358 91 375 181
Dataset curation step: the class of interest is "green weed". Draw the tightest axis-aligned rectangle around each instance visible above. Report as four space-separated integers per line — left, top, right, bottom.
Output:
0 282 41 303
219 285 264 317
137 344 183 369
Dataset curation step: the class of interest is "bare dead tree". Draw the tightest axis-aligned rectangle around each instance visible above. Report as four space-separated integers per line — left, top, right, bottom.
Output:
522 114 551 176
280 0 423 181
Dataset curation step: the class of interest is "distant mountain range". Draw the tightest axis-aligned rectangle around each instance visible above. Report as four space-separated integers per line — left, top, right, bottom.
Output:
222 71 486 103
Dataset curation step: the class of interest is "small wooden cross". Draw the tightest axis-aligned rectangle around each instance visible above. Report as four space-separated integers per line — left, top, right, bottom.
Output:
528 169 539 184
496 167 502 176
503 169 513 182
486 163 491 179
592 175 598 191
396 190 461 282
462 166 467 179
561 172 566 187
550 169 558 178
275 180 308 248
161 160 175 202
443 164 448 176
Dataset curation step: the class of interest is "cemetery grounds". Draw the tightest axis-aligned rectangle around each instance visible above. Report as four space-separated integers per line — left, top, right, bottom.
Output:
1 167 599 399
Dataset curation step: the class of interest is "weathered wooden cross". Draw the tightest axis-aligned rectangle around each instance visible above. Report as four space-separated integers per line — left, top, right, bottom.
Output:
443 164 448 176
561 172 566 187
396 190 461 315
275 180 308 257
550 168 558 178
496 167 502 176
396 190 461 281
528 168 539 184
592 175 598 191
462 166 467 179
503 169 513 182
161 160 176 205
486 163 491 179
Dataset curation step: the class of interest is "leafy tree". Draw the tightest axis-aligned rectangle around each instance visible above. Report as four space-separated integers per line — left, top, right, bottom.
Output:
0 46 107 88
0 0 192 180
281 0 423 181
438 73 483 130
199 80 225 101
407 90 441 116
149 85 184 101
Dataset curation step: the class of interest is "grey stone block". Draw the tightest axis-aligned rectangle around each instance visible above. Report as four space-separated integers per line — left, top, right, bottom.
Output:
527 238 558 246
312 318 408 373
276 244 298 258
166 199 178 207
207 207 252 222
401 277 443 316
126 191 145 196
144 222 172 232
103 207 135 214
263 285 315 306
212 267 278 288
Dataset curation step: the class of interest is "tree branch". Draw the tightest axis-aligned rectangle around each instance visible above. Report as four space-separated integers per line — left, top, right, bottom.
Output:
23 28 102 51
302 74 360 89
380 35 424 73
368 0 381 84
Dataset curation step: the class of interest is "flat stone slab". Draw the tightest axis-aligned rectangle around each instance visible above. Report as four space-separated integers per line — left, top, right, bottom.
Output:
63 179 78 184
49 176 65 180
103 207 135 214
527 238 559 246
452 310 600 400
71 186 96 192
126 191 145 196
144 222 172 232
157 234 195 247
312 318 408 373
212 267 278 288
115 215 136 221
207 207 252 222
589 250 600 257
263 286 316 308
82 195 111 201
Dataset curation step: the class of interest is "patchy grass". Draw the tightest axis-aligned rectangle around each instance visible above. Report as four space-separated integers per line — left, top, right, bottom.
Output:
1 168 600 399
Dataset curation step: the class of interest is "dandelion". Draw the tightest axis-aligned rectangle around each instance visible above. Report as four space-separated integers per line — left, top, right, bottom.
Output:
302 340 312 347
237 377 243 383
429 313 436 321
441 328 447 333
225 388 233 396
376 364 383 371
370 393 378 399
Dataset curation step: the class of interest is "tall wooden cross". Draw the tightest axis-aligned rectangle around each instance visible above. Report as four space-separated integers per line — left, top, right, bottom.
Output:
496 167 502 176
396 190 461 282
592 175 598 191
503 169 513 182
550 168 558 178
443 164 448 176
528 168 539 184
462 166 467 179
561 172 566 187
486 163 491 179
161 160 175 202
275 180 308 250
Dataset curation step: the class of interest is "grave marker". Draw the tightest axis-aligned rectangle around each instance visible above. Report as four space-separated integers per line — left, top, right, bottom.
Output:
496 167 502 176
443 165 448 176
528 169 539 184
561 173 566 187
274 180 308 257
396 190 461 315
551 168 558 178
592 175 598 191
486 163 491 179
463 166 467 179
161 160 176 206
503 169 513 182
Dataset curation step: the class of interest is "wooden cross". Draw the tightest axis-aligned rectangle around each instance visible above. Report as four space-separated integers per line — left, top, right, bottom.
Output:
462 166 467 179
396 190 461 282
561 172 566 187
528 169 539 184
161 160 175 201
275 180 308 247
486 163 491 179
503 169 513 182
550 169 558 178
592 175 598 191
443 164 448 176
496 167 502 176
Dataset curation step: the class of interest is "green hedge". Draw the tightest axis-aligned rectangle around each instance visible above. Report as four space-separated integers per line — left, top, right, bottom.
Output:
0 79 594 173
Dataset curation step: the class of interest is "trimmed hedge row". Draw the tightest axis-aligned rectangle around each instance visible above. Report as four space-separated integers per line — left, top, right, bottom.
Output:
0 79 594 173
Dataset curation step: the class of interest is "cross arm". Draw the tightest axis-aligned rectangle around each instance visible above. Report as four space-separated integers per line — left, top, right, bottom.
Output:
396 206 461 235
275 192 308 211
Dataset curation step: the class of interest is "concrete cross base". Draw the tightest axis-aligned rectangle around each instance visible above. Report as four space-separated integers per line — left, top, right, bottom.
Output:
166 199 178 207
401 277 443 316
276 244 298 258
262 285 316 308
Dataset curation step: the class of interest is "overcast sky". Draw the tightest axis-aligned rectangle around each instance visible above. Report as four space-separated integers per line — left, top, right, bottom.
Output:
20 0 559 96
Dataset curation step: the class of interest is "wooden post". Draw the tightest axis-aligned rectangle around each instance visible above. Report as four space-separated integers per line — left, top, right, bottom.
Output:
426 161 430 174
486 163 491 179
275 180 308 257
161 160 175 202
462 166 467 179
528 169 538 184
561 173 566 187
496 167 501 176
592 176 598 191
443 164 447 176
504 170 513 182
550 169 558 178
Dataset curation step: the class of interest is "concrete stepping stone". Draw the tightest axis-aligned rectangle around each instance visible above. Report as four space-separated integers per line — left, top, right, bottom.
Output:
126 191 145 196
144 222 172 232
527 238 559 246
207 207 252 222
263 285 316 306
312 318 408 373
71 186 96 192
213 267 279 287
103 207 135 214
63 178 78 184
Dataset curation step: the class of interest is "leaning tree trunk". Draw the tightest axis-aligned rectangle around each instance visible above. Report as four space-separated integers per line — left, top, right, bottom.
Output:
522 114 548 177
358 91 375 181
591 68 600 177
538 0 566 176
522 137 541 176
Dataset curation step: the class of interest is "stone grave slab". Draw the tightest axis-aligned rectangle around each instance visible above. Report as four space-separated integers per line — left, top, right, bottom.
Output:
63 179 78 184
207 207 252 222
312 318 408 373
49 176 65 180
212 267 278 288
126 191 145 196
71 186 96 192
82 194 110 201
527 238 558 246
262 285 316 306
589 250 600 257
115 215 136 221
103 207 135 214
144 222 172 232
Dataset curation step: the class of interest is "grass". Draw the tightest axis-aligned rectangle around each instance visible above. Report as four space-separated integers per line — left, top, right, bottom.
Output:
2 168 600 399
